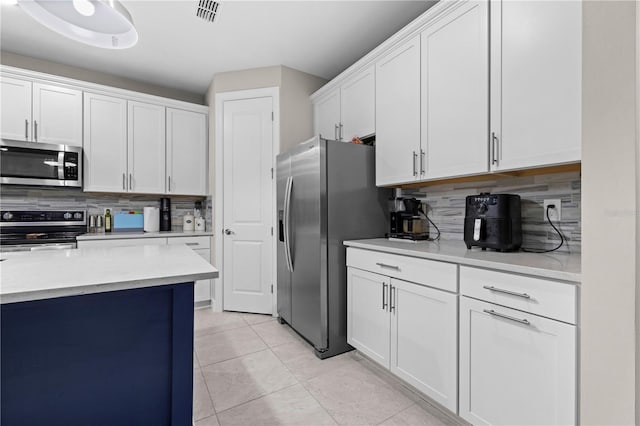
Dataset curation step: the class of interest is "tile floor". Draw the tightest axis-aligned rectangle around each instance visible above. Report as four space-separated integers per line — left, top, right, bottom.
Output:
192 309 466 426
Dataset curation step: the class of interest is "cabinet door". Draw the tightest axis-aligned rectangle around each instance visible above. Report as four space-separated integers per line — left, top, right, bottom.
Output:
340 66 375 141
347 267 390 368
32 83 83 146
459 297 576 425
166 108 207 196
83 93 128 193
1 76 32 141
128 101 166 194
421 1 489 179
313 89 340 140
194 249 212 303
390 279 457 412
375 35 421 186
491 0 581 171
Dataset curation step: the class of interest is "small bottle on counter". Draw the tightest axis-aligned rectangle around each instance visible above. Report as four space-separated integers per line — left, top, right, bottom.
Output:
96 215 104 233
105 209 112 233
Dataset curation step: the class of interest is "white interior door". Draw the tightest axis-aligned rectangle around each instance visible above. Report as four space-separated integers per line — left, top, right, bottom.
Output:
222 96 274 314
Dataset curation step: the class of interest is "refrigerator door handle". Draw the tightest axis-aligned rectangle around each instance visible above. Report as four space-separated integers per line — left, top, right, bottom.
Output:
283 176 294 272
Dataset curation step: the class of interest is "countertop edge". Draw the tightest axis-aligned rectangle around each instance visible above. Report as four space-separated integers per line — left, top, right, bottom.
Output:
77 231 214 241
1 270 219 305
344 240 581 283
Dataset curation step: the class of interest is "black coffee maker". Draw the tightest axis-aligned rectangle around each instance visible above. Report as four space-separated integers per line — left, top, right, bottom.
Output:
389 197 429 241
464 193 522 251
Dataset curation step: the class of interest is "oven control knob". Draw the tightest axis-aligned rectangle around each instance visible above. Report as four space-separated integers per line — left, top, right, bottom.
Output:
476 202 488 215
2 212 13 221
73 212 83 220
63 212 72 220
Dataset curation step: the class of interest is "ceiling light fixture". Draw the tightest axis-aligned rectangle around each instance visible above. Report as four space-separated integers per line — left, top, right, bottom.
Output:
17 0 138 49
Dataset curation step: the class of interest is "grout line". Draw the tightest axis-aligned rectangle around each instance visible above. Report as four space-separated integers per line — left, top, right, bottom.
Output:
197 345 270 370
195 367 217 424
214 382 302 417
374 403 417 426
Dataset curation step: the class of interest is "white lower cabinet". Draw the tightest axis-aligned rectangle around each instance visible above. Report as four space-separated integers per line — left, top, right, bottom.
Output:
347 267 391 368
167 236 212 304
390 278 457 412
459 266 577 425
78 235 212 304
346 260 458 412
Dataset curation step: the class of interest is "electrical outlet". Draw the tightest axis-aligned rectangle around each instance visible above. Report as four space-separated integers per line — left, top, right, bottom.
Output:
543 199 561 221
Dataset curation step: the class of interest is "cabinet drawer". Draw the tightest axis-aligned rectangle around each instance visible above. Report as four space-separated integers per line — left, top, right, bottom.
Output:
347 247 457 293
167 236 210 250
460 266 577 324
78 237 167 248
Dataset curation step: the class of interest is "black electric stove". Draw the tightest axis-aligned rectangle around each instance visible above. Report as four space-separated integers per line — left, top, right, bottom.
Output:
0 210 87 252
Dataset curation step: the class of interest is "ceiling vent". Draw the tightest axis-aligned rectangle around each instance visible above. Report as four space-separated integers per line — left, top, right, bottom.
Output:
197 0 220 23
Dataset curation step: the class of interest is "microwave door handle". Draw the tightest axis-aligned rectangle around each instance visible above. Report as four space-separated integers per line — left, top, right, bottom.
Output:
57 152 65 180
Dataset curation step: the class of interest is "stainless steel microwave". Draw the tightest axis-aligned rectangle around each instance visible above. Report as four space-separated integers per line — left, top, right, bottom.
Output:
0 139 82 188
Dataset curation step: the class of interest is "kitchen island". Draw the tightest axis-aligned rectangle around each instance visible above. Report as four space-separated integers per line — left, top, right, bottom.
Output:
0 244 218 426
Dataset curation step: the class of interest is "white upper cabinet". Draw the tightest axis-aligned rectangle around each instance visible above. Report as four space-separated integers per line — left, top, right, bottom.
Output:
340 65 375 141
313 65 375 142
1 76 32 142
1 77 82 146
32 83 83 146
314 89 341 140
128 101 166 194
83 93 128 193
421 1 489 179
375 35 421 186
490 0 581 171
166 108 208 196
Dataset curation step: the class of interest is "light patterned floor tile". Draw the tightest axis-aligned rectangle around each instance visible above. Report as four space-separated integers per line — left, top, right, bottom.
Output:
195 414 220 426
378 404 450 426
272 339 358 382
251 320 300 347
217 384 337 426
194 368 215 421
202 349 298 413
195 309 248 337
304 361 413 425
195 326 267 367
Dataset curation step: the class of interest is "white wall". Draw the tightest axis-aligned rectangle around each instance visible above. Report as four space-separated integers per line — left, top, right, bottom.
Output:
0 51 204 104
581 2 637 424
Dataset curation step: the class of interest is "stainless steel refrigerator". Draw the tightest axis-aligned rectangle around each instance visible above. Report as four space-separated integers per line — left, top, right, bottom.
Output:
276 136 390 359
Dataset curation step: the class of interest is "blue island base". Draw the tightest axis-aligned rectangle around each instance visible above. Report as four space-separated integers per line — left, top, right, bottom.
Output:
1 283 194 426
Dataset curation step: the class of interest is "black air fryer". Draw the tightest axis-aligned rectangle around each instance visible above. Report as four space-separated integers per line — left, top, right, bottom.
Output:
464 193 522 252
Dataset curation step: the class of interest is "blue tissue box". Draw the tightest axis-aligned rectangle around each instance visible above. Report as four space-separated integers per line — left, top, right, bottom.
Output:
113 212 144 232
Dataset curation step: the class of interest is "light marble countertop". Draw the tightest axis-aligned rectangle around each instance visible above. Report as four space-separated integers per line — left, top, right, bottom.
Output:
76 230 214 240
0 244 219 304
344 238 581 283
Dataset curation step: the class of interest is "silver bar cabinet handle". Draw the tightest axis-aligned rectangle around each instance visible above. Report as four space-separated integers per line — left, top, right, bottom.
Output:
34 120 38 142
339 122 343 141
491 132 498 165
382 282 388 310
122 173 126 190
420 149 425 175
129 173 133 190
484 309 530 326
390 285 396 313
25 119 29 140
334 124 339 140
412 151 418 176
376 262 399 270
483 285 531 299
168 176 171 192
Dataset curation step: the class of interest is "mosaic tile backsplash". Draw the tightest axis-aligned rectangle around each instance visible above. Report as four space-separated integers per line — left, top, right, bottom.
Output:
0 187 212 232
401 171 581 253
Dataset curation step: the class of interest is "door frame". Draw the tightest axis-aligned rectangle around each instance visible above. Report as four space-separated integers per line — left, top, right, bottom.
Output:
213 87 280 314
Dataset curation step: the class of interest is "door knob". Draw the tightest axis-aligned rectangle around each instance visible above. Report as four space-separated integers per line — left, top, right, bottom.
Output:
224 229 234 235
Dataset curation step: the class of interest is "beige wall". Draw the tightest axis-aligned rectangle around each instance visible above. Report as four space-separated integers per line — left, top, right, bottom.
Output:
280 65 327 152
581 2 637 424
0 51 204 104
